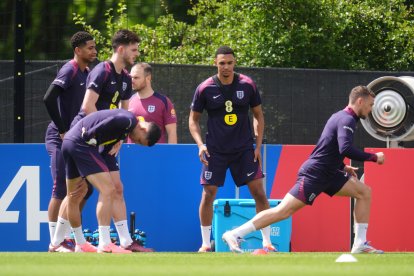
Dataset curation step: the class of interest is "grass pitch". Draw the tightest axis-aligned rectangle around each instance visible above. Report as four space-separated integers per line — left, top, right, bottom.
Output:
1 252 413 275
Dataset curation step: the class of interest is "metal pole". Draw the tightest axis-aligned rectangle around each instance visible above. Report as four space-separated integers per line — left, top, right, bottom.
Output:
14 0 25 143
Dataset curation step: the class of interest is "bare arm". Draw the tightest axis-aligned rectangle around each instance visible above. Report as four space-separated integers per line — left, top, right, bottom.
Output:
189 110 209 165
81 89 99 115
165 123 177 144
251 104 264 149
120 99 129 110
251 104 264 167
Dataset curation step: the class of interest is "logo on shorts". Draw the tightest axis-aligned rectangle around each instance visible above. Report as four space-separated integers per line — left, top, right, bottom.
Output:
204 171 212 180
236 90 244 99
247 171 255 177
308 193 316 202
148 105 155 113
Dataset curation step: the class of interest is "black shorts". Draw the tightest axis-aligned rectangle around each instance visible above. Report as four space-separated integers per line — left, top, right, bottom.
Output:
289 166 350 205
200 148 264 187
45 124 66 199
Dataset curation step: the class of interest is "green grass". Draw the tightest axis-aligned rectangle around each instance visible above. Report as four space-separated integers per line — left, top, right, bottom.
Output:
1 252 413 275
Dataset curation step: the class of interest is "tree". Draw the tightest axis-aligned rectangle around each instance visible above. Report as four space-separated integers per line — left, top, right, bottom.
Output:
73 0 414 70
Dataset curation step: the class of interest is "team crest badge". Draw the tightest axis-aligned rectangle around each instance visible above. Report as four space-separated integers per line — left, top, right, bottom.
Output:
122 82 127 91
148 105 156 113
204 171 212 180
236 90 244 99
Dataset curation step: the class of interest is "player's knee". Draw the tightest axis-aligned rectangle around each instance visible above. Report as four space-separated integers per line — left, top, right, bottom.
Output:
355 183 371 200
113 181 124 195
202 188 217 202
362 184 372 199
100 185 116 198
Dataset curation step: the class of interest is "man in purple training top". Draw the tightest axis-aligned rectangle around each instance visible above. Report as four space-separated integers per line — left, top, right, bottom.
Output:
43 31 97 252
189 46 273 253
62 109 161 253
53 30 152 252
128 62 177 144
223 85 385 254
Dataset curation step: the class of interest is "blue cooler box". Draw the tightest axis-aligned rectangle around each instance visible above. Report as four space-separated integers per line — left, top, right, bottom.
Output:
213 199 292 252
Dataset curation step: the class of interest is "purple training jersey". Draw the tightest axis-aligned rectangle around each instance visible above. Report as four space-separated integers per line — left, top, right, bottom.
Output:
65 109 138 150
49 59 89 132
128 92 176 143
86 61 132 111
191 73 261 153
302 107 377 176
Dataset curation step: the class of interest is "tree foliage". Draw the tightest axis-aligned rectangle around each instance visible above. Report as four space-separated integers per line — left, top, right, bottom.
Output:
75 0 414 70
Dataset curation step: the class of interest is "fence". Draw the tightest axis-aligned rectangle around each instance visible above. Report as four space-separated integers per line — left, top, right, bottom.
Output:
1 61 414 149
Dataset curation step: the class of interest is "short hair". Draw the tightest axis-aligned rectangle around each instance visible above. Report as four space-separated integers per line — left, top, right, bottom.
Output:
132 62 152 77
215 46 234 57
349 85 375 104
70 31 94 50
146 122 161 147
112 29 141 51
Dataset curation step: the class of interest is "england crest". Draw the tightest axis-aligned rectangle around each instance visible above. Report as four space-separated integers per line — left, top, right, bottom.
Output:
204 171 212 180
236 90 244 99
122 82 127 91
147 105 156 113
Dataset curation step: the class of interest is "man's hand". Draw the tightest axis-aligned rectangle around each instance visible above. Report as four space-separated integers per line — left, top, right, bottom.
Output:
81 127 97 146
376 152 385 165
109 140 123 156
198 144 210 166
253 147 262 169
344 165 358 177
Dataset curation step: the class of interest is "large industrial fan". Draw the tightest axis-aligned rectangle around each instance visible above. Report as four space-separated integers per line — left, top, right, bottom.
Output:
361 76 414 147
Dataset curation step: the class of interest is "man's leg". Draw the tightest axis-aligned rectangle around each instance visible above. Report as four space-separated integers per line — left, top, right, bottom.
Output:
223 193 305 252
46 140 66 244
335 177 382 253
47 198 62 241
110 171 132 246
109 171 152 252
247 178 273 249
198 185 218 252
84 172 114 251
51 181 91 249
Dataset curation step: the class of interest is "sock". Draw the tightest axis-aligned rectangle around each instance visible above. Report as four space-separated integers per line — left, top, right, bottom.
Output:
72 226 86 245
98 226 111 248
261 226 272 246
48 222 57 243
51 217 70 246
353 223 368 247
200 225 212 247
231 221 256 238
64 224 72 240
115 220 133 248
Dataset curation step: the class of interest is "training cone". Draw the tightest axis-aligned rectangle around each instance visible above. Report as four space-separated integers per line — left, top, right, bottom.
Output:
251 249 269 255
335 254 358 263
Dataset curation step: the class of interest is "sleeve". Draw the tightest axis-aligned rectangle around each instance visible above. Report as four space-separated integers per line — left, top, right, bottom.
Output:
337 117 377 162
163 97 177 125
86 64 107 95
190 84 205 113
248 79 262 108
52 63 75 90
84 114 137 143
43 84 66 133
121 75 133 100
127 94 138 114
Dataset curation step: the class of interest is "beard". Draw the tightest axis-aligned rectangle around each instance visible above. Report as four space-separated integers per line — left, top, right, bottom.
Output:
133 82 146 92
